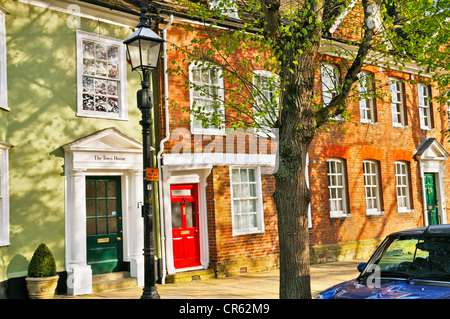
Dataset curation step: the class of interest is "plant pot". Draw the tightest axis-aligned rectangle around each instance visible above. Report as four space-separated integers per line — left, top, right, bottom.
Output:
25 275 59 299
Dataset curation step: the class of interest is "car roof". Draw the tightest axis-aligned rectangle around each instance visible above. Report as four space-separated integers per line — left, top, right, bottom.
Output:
391 224 450 236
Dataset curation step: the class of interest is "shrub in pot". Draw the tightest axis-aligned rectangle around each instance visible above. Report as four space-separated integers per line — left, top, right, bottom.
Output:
26 243 59 299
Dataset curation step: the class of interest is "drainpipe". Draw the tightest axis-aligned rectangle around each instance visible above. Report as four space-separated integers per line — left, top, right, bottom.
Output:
157 14 173 285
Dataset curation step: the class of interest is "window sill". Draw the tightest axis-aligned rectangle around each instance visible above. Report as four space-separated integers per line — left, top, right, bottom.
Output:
330 213 350 218
232 229 264 236
360 120 377 125
76 112 128 121
366 210 384 216
398 209 414 214
0 240 10 247
191 128 225 136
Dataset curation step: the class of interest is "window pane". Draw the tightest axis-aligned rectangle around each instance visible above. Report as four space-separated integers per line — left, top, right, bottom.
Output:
108 199 117 216
249 199 257 212
86 181 96 198
171 203 182 228
97 181 106 197
87 219 96 236
240 169 248 182
97 217 107 235
86 200 96 217
249 184 256 197
79 35 122 117
248 169 256 182
327 159 347 216
107 181 116 197
186 202 195 228
190 63 223 131
108 217 117 234
363 161 380 212
97 199 107 216
233 184 241 197
231 168 261 233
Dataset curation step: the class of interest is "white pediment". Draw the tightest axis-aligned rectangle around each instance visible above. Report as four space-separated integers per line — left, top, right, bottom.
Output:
414 138 450 161
62 128 145 171
62 127 143 153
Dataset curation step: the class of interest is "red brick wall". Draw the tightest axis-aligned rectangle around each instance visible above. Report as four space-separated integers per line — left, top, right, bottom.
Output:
308 65 450 247
159 15 450 272
207 166 279 276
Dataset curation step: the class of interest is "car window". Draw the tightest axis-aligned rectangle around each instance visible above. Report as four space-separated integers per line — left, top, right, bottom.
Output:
378 238 428 270
373 236 450 279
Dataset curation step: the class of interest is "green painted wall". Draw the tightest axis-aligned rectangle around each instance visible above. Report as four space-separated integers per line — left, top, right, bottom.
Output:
0 0 145 282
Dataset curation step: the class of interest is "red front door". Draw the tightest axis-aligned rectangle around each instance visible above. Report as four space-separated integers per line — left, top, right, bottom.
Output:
171 184 201 269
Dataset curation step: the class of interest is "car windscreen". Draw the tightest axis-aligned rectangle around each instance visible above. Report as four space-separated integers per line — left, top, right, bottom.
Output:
363 235 450 281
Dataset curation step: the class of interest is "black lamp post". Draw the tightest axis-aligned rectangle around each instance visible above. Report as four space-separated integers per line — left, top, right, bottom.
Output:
124 7 165 300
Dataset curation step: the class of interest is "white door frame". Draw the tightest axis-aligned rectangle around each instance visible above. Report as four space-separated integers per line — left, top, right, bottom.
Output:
161 164 212 275
62 128 144 295
415 138 449 226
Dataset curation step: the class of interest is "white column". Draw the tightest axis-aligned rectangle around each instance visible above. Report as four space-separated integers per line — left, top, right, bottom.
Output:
129 169 144 286
67 169 92 295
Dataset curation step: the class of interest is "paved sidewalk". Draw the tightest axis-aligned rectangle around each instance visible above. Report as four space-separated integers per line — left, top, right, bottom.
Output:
56 260 363 299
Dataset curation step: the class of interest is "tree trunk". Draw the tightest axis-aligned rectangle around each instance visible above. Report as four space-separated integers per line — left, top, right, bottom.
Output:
274 75 316 299
274 140 312 299
274 22 320 298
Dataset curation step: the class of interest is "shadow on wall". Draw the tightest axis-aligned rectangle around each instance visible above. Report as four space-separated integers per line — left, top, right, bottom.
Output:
5 254 28 298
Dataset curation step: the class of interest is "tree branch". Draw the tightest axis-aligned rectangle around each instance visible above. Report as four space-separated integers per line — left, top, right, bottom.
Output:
314 0 380 128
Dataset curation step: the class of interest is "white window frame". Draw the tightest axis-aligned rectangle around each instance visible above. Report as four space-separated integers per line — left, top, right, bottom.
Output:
394 161 412 212
326 158 349 218
253 70 279 135
363 160 382 215
0 10 8 111
389 78 406 127
230 166 264 236
0 142 11 246
76 30 128 120
418 84 432 130
358 72 375 123
189 61 225 135
321 63 343 120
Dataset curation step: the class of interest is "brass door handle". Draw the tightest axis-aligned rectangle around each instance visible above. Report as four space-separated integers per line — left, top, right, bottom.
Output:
117 237 122 241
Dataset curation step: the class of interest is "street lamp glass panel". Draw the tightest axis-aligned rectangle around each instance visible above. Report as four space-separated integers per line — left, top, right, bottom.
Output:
124 26 164 71
126 40 142 71
140 39 162 70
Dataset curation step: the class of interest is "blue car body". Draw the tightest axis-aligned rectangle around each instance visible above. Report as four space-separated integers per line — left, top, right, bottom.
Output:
317 278 450 299
316 225 450 299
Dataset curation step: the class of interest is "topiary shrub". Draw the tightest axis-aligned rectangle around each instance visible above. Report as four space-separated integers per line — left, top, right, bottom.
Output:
28 243 57 278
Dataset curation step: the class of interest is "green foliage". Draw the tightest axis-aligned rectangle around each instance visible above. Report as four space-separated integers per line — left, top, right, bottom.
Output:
169 0 449 134
28 243 57 277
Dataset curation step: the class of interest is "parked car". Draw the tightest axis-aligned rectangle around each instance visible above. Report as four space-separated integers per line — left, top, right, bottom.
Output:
315 224 450 299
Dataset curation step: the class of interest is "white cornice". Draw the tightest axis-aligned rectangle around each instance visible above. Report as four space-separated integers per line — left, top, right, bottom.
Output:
17 0 138 28
320 38 437 78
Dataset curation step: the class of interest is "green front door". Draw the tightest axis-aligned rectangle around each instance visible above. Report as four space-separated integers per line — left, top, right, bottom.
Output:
86 176 124 275
424 173 440 226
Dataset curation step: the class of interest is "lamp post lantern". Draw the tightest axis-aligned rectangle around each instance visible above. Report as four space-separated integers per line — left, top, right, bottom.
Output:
124 7 165 300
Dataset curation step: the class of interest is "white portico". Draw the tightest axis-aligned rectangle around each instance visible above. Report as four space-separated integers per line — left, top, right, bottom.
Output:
62 127 145 295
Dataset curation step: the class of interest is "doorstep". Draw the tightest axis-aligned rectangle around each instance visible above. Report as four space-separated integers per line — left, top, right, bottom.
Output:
165 269 216 284
92 271 138 293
